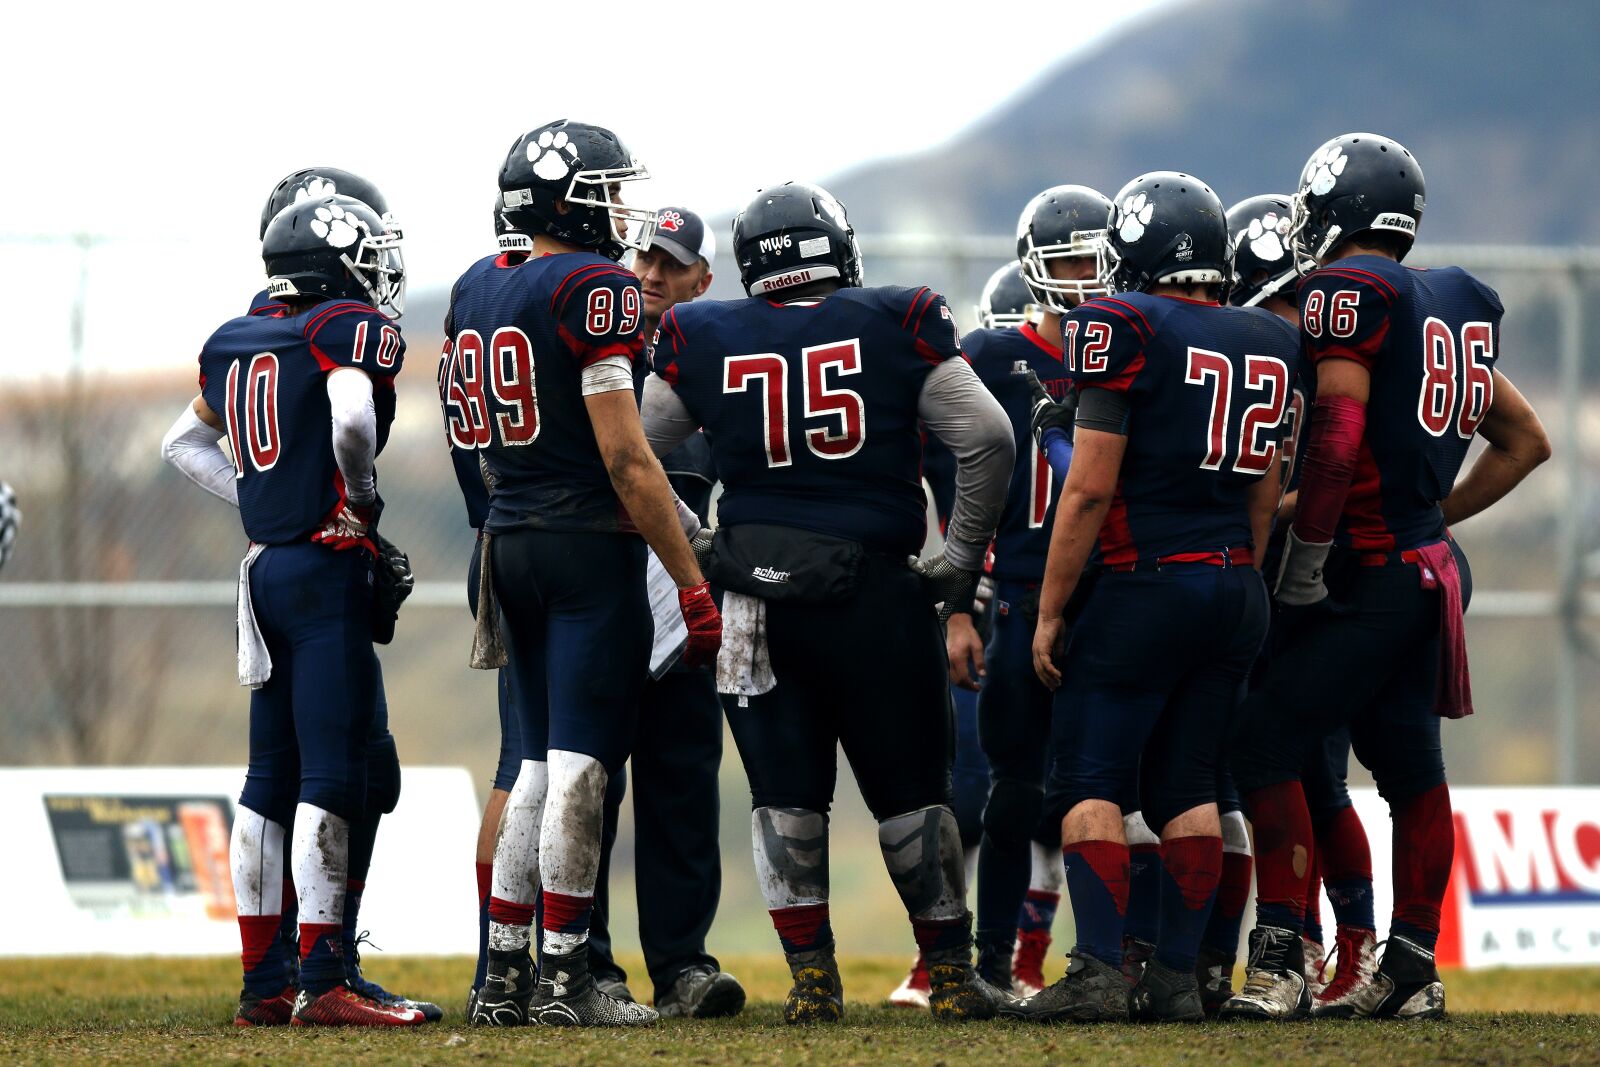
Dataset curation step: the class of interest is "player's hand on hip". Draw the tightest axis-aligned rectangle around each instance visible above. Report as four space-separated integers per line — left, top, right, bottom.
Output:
946 611 986 691
678 581 722 669
313 501 376 551
1032 614 1066 690
909 551 980 622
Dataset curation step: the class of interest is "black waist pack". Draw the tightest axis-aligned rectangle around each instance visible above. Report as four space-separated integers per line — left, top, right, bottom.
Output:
707 523 866 605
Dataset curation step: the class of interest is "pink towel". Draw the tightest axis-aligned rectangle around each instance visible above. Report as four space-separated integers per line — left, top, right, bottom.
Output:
1415 540 1473 719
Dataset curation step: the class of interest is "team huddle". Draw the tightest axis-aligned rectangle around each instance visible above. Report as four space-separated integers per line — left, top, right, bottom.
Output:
160 120 1550 1029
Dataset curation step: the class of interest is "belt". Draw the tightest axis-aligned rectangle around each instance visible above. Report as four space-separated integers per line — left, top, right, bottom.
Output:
1356 548 1424 567
1103 546 1255 574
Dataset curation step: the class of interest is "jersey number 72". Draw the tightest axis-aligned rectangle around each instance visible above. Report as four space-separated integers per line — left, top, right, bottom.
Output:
1184 348 1290 475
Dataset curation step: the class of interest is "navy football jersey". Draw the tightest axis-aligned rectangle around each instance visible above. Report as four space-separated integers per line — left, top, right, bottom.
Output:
198 299 404 545
1064 294 1300 565
247 288 291 318
964 322 1070 582
654 286 963 555
439 251 647 534
1298 255 1502 551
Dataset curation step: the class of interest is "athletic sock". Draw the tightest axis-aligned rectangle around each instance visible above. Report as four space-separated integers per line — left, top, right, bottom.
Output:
1154 835 1222 972
1304 857 1324 945
975 834 1029 952
1125 842 1164 946
1390 783 1453 953
771 903 833 955
1201 848 1253 955
1242 781 1312 934
239 915 285 996
1062 840 1129 967
474 862 493 989
229 806 289 997
1319 804 1376 932
290 804 349 995
1018 889 1061 935
541 891 595 956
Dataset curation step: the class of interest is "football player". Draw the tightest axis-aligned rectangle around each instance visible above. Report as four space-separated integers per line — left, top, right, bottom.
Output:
947 188 1113 998
1226 134 1550 1021
243 167 434 1022
443 120 720 1029
583 205 747 1019
1004 172 1298 1024
1221 194 1378 1011
641 182 1016 1023
161 194 422 1027
0 481 18 572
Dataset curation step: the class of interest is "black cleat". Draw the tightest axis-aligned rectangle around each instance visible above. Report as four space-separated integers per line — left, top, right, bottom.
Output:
656 964 746 1019
782 948 845 1024
532 945 658 1027
1353 936 1446 1020
928 961 1013 1022
471 947 536 1026
1129 957 1204 1022
999 951 1129 1023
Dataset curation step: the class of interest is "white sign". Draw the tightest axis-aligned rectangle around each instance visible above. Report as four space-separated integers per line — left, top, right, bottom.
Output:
2 766 479 956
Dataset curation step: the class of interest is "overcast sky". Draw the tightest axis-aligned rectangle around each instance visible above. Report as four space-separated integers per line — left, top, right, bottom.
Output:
0 0 1171 379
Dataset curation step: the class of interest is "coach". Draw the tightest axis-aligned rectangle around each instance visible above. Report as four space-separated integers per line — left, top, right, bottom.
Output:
586 206 744 1019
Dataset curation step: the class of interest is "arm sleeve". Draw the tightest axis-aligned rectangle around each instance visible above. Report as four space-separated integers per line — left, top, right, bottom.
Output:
1040 428 1076 483
640 373 700 458
327 368 377 505
160 402 239 506
918 357 1016 571
1074 387 1132 435
554 267 647 368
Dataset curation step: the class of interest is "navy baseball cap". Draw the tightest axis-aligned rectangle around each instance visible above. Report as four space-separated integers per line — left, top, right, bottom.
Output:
651 207 715 270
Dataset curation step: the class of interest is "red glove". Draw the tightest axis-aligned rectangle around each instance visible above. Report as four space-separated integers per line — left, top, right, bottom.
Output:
312 501 376 552
677 581 722 670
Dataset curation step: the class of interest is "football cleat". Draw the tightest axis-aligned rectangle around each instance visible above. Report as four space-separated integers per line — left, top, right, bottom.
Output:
656 964 746 1019
1350 935 1446 1020
1219 926 1311 1020
291 984 425 1026
347 935 442 1022
887 954 930 1009
1303 934 1329 994
1129 958 1204 1023
998 952 1129 1023
1194 946 1237 1015
1120 935 1155 985
1310 925 1379 1018
783 948 845 1024
472 948 536 1027
233 985 296 1027
531 946 658 1027
927 961 1013 1022
1012 929 1052 997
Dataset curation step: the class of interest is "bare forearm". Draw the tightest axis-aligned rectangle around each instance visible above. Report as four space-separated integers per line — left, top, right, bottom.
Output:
1038 491 1106 618
1442 447 1540 526
609 447 704 587
1248 466 1281 572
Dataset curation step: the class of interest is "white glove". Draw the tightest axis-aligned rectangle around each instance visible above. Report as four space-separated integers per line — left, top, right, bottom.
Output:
1274 528 1333 606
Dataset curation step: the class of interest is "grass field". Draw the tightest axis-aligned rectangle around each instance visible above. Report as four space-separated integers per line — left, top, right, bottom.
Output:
3 955 1598 1065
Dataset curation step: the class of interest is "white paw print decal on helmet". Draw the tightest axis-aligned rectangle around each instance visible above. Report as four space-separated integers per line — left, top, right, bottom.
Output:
1117 193 1155 243
529 129 580 182
310 202 364 249
1306 145 1349 196
1245 211 1291 262
293 176 338 205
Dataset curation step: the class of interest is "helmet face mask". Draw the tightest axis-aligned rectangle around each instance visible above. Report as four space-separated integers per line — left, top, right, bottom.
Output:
1015 185 1113 313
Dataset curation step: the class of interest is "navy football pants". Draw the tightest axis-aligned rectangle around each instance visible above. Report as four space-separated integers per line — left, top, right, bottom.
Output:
725 554 953 820
1046 564 1269 834
1230 540 1469 806
241 542 381 824
490 528 650 774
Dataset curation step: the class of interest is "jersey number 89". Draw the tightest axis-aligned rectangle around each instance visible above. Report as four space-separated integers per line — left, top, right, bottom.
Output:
442 327 540 449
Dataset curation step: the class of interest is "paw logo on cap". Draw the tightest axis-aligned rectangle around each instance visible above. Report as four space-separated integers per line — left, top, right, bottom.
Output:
657 210 684 233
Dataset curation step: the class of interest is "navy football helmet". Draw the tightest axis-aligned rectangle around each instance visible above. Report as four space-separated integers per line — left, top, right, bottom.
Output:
976 263 1030 329
261 167 391 241
498 120 654 262
1016 185 1112 312
1226 194 1297 307
263 195 404 316
1289 132 1424 265
494 198 532 254
1098 172 1230 298
732 182 863 297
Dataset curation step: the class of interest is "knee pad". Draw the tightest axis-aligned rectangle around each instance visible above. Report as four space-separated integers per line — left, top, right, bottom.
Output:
752 806 828 910
364 735 402 815
879 805 965 921
981 777 1045 854
1123 810 1160 848
1220 809 1251 856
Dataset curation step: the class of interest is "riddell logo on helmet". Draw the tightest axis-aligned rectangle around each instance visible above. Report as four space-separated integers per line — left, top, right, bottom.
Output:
759 270 812 292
